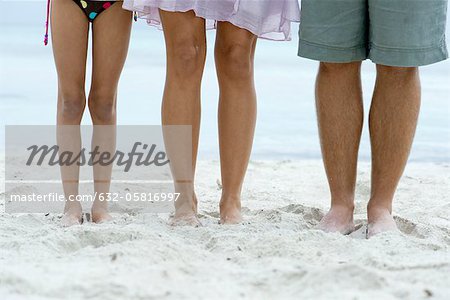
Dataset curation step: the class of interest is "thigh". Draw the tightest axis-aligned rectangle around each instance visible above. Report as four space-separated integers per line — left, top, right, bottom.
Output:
51 0 89 89
91 2 133 92
298 0 368 62
369 0 448 66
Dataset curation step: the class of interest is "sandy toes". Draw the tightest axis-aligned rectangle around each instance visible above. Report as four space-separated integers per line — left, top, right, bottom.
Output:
168 213 202 227
61 203 83 227
367 210 399 238
92 212 113 224
61 212 82 227
169 193 201 226
91 209 113 224
219 214 243 225
219 198 242 225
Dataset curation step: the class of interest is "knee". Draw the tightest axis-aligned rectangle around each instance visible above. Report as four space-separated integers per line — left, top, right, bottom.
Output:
319 62 362 75
169 40 206 79
88 89 116 124
59 88 86 122
376 65 418 78
216 43 253 80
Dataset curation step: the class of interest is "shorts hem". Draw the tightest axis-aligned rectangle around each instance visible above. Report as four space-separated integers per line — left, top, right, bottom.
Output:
369 41 449 67
298 39 367 63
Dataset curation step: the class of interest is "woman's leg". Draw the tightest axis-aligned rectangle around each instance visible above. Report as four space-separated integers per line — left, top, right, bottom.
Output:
52 0 89 226
159 10 206 225
88 3 132 223
215 22 257 224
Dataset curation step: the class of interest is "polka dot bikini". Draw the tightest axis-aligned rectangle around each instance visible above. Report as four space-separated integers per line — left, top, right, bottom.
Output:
44 0 133 45
74 0 117 22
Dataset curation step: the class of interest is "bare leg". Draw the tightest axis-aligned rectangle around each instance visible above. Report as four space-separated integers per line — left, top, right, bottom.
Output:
368 65 420 237
215 22 257 224
88 4 132 223
315 62 364 234
51 0 89 226
159 10 206 226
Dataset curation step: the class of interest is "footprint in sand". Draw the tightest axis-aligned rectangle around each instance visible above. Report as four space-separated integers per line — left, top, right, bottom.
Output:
393 216 425 238
279 204 324 226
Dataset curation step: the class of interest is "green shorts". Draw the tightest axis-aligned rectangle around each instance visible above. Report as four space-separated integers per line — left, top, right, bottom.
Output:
298 0 449 67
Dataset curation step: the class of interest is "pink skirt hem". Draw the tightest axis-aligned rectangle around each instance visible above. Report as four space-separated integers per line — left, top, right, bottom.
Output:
123 0 300 41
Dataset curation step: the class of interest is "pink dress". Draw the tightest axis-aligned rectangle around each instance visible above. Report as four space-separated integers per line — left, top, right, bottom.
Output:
123 0 301 41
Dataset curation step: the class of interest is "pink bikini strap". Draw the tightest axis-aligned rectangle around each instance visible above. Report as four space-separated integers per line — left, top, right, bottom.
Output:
44 0 51 46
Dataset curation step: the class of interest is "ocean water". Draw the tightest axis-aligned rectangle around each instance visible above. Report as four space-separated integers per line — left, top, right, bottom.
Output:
0 2 449 162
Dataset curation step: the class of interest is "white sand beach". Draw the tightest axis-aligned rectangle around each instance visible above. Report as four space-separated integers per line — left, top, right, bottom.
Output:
1 157 449 300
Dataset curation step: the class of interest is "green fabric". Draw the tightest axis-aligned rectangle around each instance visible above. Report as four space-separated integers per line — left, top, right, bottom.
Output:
298 0 449 66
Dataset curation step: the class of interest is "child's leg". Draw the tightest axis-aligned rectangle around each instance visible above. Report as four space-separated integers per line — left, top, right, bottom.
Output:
51 0 89 226
88 3 132 223
159 10 206 226
215 22 257 224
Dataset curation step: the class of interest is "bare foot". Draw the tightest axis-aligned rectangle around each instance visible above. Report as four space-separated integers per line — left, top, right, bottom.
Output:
91 199 113 223
61 213 82 227
317 205 355 234
168 213 202 227
91 207 113 224
367 207 398 238
169 193 201 227
61 202 82 227
219 196 242 225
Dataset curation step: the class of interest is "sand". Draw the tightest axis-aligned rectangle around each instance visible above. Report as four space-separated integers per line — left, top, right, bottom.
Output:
0 157 449 300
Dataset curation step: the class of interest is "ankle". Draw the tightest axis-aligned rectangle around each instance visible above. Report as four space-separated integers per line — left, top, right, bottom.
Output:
367 200 392 215
174 185 196 202
329 201 355 213
64 201 82 214
175 193 197 213
92 198 108 210
220 192 241 204
174 182 195 194
91 203 108 213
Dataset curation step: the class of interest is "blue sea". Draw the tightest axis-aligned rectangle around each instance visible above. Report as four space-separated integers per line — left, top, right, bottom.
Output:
1 2 449 162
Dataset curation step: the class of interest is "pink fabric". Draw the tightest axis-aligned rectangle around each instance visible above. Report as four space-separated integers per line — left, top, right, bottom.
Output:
123 0 300 41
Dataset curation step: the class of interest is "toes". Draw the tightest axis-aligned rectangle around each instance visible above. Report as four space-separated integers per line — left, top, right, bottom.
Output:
91 212 113 224
367 223 399 238
219 215 242 225
219 205 242 225
168 214 202 227
342 224 356 235
367 212 399 238
219 209 242 225
316 216 355 234
61 214 82 227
